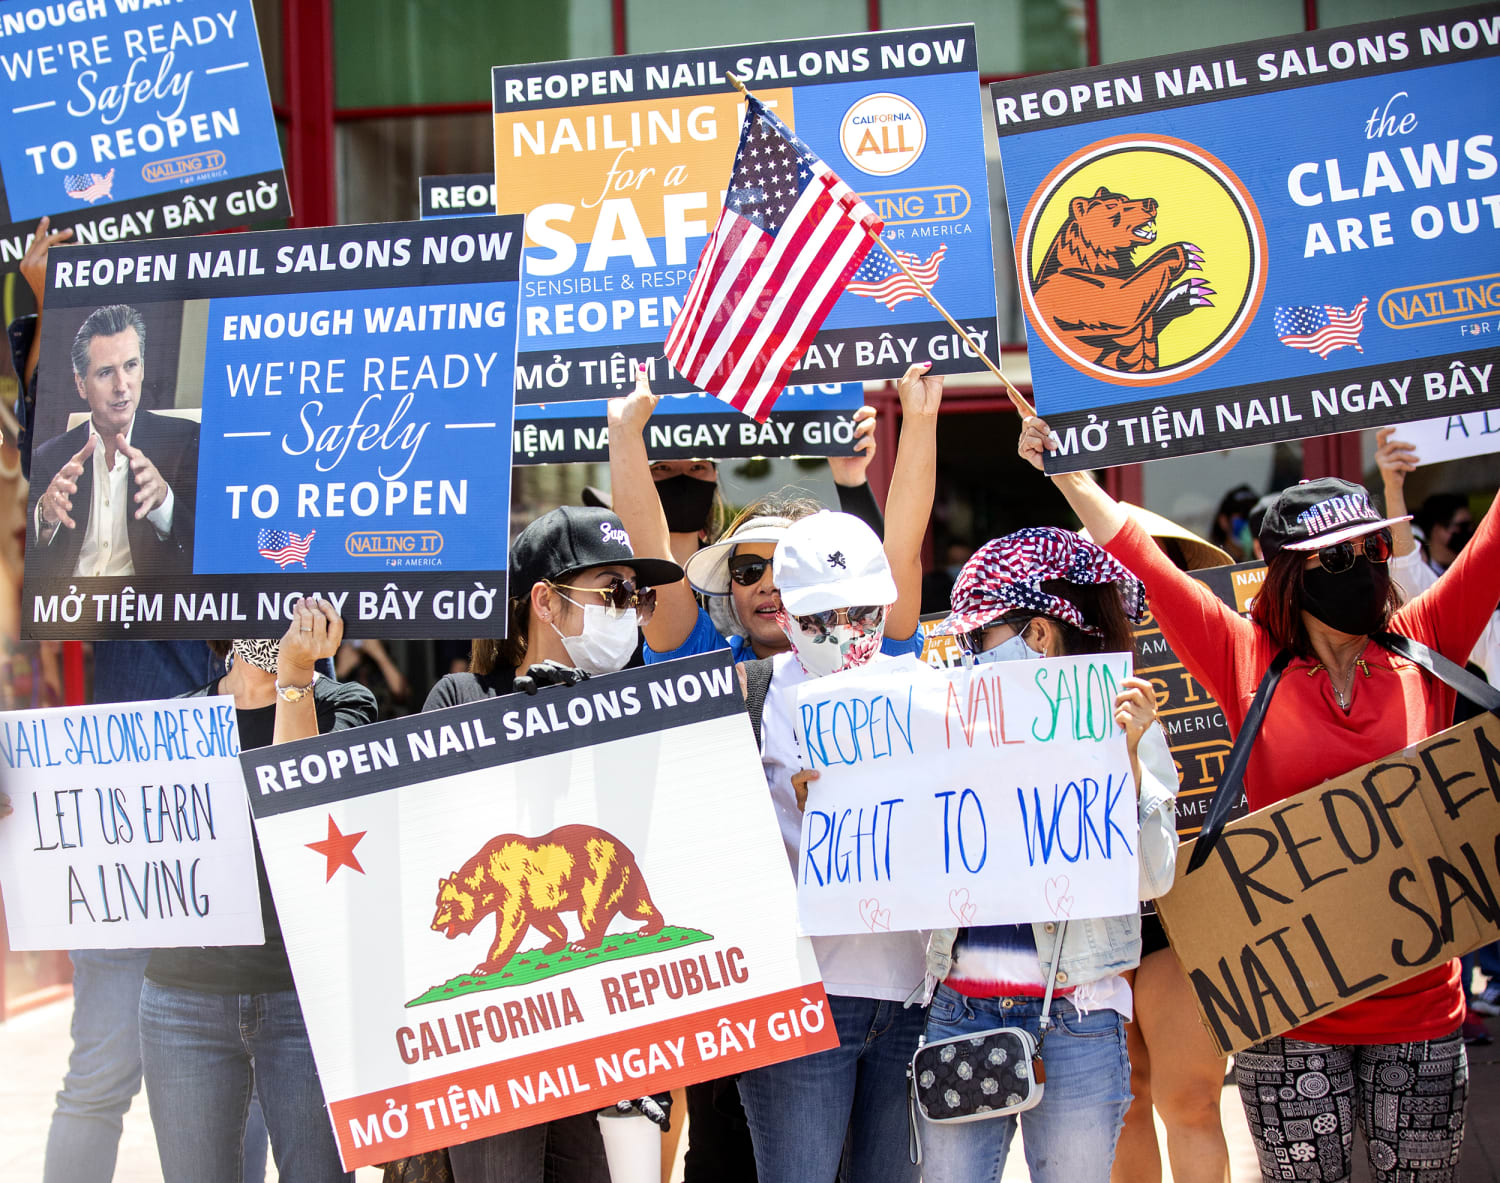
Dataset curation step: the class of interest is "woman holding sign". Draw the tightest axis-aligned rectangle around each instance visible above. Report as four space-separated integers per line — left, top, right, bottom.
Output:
138 599 376 1183
914 529 1180 1183
731 362 939 1183
1021 417 1500 1181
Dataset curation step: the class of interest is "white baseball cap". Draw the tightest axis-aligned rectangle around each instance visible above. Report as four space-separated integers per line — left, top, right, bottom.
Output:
773 511 896 615
683 516 792 595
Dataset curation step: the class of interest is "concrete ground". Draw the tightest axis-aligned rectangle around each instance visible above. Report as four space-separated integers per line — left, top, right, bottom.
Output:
3 993 1496 1181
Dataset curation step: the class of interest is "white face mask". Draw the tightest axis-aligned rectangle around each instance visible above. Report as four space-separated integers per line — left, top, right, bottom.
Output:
780 608 886 679
551 601 639 676
971 628 1043 666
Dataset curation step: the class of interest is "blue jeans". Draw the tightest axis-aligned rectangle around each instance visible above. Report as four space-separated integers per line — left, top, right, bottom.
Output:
43 949 267 1183
447 1111 609 1182
737 994 925 1183
140 981 347 1183
918 985 1131 1183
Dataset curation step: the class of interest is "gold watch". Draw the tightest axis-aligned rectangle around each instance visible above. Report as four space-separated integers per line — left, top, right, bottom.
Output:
275 679 315 703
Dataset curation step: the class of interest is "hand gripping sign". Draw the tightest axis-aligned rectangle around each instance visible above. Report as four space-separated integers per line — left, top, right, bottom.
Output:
242 652 835 1169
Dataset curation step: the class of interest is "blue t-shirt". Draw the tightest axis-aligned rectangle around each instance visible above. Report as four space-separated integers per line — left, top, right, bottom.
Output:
644 606 922 664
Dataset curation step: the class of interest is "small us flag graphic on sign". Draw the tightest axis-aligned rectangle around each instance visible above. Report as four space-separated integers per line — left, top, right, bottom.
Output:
64 169 114 204
258 529 316 568
1274 297 1368 360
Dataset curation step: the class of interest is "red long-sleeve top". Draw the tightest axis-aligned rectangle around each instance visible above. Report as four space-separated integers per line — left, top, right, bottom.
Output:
1106 500 1500 1045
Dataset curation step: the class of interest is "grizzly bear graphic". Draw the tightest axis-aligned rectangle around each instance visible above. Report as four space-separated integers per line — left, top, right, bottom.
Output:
430 824 665 976
1032 186 1214 373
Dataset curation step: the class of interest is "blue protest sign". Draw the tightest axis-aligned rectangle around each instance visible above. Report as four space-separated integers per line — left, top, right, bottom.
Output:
491 26 999 425
21 217 521 640
0 0 289 271
990 5 1500 470
420 173 868 462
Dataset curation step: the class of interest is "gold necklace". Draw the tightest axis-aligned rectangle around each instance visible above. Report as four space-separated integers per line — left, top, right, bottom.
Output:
1309 657 1369 709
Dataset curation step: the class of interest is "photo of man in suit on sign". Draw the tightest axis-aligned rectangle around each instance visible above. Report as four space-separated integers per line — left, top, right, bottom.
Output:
29 303 198 580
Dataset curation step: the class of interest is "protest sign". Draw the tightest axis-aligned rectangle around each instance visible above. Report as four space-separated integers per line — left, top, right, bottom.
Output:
0 696 262 950
919 563 1266 840
793 653 1138 936
421 173 497 220
20 216 522 641
1392 407 1500 466
990 6 1500 471
420 173 867 463
241 651 835 1169
492 26 999 415
0 0 289 272
1158 711 1500 1057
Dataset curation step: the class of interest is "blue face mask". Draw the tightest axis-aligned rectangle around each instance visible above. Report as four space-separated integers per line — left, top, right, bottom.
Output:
969 627 1042 665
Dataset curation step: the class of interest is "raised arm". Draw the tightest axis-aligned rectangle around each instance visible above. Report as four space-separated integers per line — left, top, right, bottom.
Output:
1020 412 1255 710
1374 426 1420 559
881 363 941 641
607 368 699 653
1392 478 1500 663
274 598 342 744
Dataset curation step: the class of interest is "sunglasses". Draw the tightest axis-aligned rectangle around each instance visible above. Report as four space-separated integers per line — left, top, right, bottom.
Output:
728 554 772 587
550 577 657 614
792 604 884 637
1312 529 1392 575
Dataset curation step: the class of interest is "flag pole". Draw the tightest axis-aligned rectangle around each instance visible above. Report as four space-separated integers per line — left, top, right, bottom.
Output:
725 72 1037 420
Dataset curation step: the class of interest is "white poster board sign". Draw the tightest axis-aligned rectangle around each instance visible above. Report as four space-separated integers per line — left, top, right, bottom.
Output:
0 696 263 950
794 654 1138 936
242 652 835 1171
1395 409 1500 467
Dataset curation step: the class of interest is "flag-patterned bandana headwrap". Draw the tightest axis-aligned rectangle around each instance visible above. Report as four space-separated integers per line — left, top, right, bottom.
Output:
938 527 1147 637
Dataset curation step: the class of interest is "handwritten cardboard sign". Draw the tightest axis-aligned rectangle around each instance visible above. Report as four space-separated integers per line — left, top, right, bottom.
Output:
491 25 999 418
0 696 262 950
21 216 522 640
1157 712 1500 1057
242 651 834 1170
1393 407 1500 466
793 653 1138 935
990 7 1500 469
0 0 289 272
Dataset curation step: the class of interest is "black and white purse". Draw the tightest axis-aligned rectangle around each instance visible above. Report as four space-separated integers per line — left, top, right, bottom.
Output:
906 922 1067 1163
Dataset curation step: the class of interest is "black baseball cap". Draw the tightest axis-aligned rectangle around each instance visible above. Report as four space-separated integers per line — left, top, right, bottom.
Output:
509 506 683 599
1258 478 1410 559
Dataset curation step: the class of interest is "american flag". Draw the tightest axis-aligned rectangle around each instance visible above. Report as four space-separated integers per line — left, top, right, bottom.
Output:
64 169 114 204
257 529 315 568
846 243 947 310
1274 297 1369 359
665 94 883 422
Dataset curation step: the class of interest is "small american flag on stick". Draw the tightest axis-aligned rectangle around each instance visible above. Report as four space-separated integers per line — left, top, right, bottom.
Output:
64 169 114 204
665 93 883 422
847 244 947 310
1274 297 1368 359
257 529 316 568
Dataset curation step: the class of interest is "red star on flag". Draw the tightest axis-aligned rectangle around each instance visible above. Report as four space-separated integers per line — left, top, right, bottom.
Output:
306 815 366 882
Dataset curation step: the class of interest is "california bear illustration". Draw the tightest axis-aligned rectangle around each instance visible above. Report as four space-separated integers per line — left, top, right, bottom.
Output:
1032 186 1214 373
430 824 665 976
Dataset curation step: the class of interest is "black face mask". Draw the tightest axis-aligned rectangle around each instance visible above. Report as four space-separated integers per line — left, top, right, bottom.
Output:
1444 523 1474 555
1301 558 1390 637
655 473 717 534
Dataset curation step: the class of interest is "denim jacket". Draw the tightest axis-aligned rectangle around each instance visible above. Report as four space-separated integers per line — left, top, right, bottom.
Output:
914 723 1179 1003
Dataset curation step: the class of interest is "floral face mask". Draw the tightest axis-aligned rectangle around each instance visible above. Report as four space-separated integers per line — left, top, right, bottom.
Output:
777 604 886 678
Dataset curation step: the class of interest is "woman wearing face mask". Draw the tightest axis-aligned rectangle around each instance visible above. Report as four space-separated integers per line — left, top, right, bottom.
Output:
608 369 887 672
421 505 680 1183
731 362 941 1183
1023 415 1500 1181
138 598 376 1183
915 529 1178 1183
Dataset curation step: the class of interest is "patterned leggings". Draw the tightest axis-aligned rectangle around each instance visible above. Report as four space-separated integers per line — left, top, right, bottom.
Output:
1233 1030 1467 1181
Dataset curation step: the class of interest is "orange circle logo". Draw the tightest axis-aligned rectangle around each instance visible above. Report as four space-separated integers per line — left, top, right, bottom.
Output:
1016 135 1267 386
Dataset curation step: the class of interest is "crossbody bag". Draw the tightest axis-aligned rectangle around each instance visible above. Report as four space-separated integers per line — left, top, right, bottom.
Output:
906 921 1068 1163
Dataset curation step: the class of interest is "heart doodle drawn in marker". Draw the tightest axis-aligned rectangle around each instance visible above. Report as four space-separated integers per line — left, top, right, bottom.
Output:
948 888 977 926
1044 876 1074 919
858 897 892 932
